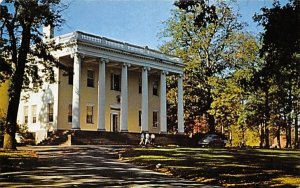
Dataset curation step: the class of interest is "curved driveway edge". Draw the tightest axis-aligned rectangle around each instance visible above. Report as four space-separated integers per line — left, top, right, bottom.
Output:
0 145 219 187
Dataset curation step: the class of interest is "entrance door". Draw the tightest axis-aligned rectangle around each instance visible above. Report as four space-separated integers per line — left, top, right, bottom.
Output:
110 113 119 132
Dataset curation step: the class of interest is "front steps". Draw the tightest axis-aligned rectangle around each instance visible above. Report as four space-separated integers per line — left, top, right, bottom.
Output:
38 130 191 146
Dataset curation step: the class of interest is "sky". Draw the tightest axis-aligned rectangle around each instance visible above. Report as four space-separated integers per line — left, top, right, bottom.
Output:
58 0 290 50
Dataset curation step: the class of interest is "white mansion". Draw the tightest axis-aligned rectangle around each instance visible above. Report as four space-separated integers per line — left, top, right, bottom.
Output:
17 31 184 143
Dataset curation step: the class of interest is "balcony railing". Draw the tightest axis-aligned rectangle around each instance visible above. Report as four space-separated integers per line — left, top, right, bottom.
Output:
56 31 182 64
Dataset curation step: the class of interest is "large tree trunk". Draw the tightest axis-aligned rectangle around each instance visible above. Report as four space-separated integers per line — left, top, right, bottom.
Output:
295 114 299 148
260 123 264 148
285 87 293 148
3 64 26 150
207 113 215 133
206 92 215 133
3 71 24 150
264 85 270 148
3 26 31 150
277 125 281 148
265 127 269 148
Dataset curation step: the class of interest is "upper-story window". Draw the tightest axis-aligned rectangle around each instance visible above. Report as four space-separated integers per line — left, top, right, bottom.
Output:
153 80 159 96
138 76 142 94
111 73 120 91
68 71 73 85
87 70 95 87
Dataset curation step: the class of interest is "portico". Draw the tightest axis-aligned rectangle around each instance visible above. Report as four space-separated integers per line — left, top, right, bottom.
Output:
17 31 184 139
60 31 184 134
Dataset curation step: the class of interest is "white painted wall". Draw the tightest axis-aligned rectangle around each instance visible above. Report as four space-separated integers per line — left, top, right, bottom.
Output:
17 68 59 144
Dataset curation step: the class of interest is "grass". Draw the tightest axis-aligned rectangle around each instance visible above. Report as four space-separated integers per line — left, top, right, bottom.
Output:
121 147 300 187
0 150 37 158
0 149 38 172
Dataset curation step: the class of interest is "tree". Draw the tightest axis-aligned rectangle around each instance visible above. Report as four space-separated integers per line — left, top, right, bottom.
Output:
160 0 254 133
254 0 300 148
0 0 67 150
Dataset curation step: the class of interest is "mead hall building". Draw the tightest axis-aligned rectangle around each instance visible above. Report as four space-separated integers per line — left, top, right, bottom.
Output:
17 31 184 143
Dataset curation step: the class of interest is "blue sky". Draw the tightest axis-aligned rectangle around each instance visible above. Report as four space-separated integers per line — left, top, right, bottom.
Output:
58 0 289 49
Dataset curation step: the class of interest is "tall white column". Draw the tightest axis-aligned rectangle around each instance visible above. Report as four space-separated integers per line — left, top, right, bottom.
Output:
177 74 184 134
72 53 81 130
141 67 149 132
120 63 129 132
160 71 167 133
97 58 107 131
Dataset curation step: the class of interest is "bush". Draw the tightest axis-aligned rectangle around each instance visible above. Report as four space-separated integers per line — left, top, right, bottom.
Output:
0 112 34 146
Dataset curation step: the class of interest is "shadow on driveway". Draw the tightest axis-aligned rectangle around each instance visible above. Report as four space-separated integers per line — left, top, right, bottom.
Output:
0 145 217 187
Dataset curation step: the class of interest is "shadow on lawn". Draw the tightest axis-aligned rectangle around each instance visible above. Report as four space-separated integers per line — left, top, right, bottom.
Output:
121 148 300 187
0 146 213 187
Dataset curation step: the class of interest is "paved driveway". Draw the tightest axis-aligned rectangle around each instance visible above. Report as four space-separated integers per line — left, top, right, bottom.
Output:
0 145 216 187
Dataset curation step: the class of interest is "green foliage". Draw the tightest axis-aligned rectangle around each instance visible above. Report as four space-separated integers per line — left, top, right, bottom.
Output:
250 0 300 148
0 0 67 149
0 0 68 91
161 0 259 134
162 0 299 149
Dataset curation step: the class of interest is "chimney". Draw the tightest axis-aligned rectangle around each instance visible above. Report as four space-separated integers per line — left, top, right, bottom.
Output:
43 25 54 41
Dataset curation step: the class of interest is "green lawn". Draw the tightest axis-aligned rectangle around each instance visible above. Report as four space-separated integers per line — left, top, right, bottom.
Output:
121 147 300 187
0 149 37 172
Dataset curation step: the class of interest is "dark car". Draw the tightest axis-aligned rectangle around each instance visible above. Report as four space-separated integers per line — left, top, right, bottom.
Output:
198 134 227 147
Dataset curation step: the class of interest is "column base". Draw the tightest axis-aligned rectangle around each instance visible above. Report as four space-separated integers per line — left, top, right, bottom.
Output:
97 128 106 132
177 132 185 135
120 130 128 132
71 128 81 131
159 131 168 134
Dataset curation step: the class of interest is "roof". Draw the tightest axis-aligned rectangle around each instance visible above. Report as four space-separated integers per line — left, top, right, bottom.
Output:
55 31 182 65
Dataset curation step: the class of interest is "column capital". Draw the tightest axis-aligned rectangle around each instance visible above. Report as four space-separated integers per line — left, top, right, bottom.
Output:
142 66 151 71
122 63 131 67
161 70 169 75
178 73 183 78
71 52 85 59
99 58 109 64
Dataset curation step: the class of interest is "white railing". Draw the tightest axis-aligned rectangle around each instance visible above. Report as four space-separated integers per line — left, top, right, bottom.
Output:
54 32 75 44
69 31 182 64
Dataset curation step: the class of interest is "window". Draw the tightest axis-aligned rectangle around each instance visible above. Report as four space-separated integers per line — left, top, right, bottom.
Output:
139 110 142 127
68 71 73 85
48 103 54 123
111 73 120 91
87 70 95 87
138 76 142 93
153 111 158 128
32 105 37 123
153 80 159 96
68 104 72 123
24 106 28 124
86 106 94 124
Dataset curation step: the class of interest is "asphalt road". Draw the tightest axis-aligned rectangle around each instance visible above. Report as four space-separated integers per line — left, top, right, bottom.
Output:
0 145 217 187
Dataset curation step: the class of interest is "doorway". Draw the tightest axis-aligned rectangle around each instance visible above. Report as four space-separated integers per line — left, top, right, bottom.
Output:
110 112 119 132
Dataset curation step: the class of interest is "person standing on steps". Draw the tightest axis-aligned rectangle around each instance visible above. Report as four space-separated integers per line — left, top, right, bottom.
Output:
145 132 150 146
139 132 145 146
150 133 155 146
